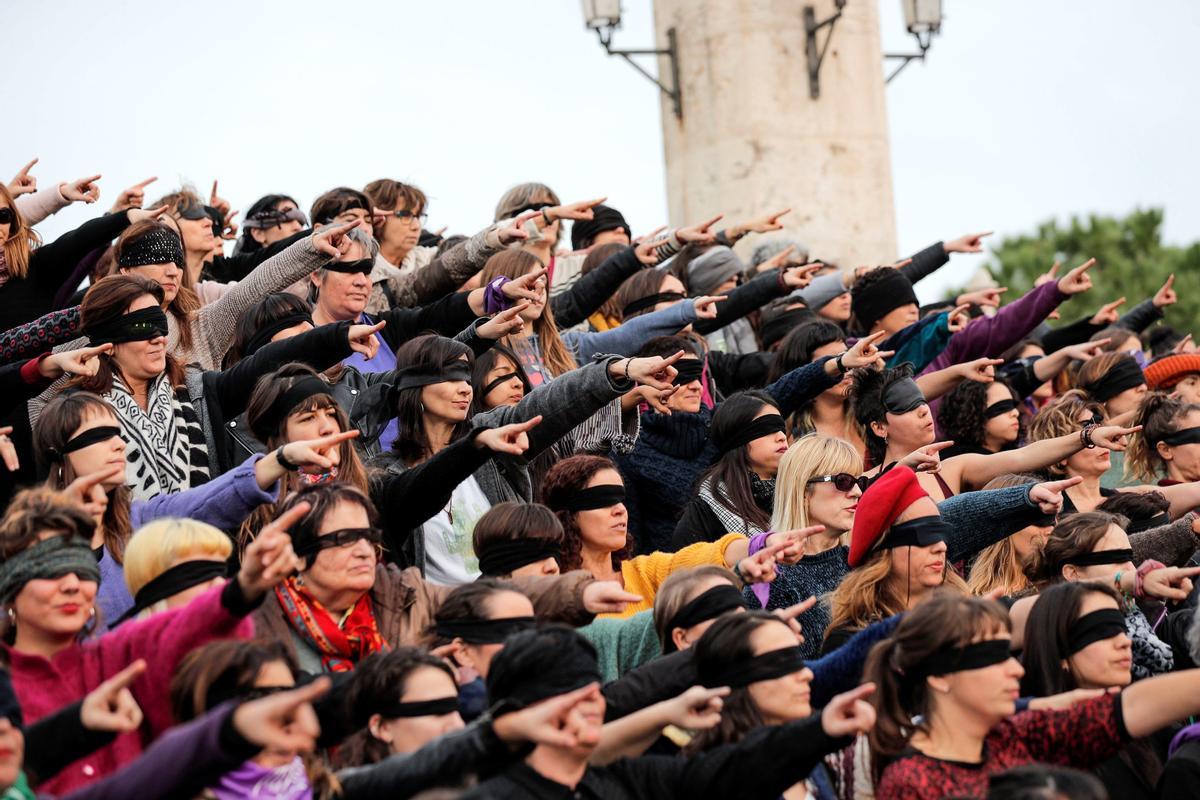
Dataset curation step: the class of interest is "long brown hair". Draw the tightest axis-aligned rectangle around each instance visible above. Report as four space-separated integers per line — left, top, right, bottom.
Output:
481 249 577 378
238 364 369 547
33 392 133 564
74 274 186 392
580 242 626 323
0 183 40 278
1126 391 1200 482
112 220 200 355
864 591 1011 758
1024 511 1128 588
541 454 632 572
966 474 1042 597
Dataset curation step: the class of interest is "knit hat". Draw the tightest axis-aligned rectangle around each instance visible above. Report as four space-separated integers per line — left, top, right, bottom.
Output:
1144 353 1200 391
848 466 929 567
851 269 918 331
688 246 744 296
750 238 809 268
570 204 630 251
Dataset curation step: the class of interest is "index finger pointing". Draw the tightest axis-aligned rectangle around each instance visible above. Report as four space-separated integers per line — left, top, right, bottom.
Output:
269 501 312 533
102 659 148 692
16 158 37 176
134 176 158 189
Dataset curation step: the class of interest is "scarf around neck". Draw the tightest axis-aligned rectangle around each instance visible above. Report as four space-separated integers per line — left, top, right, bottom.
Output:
275 576 388 673
106 372 209 500
697 474 773 537
210 756 311 800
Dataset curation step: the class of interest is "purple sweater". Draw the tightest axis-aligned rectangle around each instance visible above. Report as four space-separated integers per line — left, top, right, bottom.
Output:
923 280 1067 438
97 454 278 627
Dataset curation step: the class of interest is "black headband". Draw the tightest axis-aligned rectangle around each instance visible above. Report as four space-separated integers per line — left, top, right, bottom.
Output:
699 645 807 689
1061 548 1134 567
482 371 523 397
252 376 334 441
114 559 228 625
623 291 685 317
851 269 918 329
917 638 1012 677
394 363 472 391
378 696 461 719
671 358 705 386
323 258 374 275
883 378 926 415
84 305 170 346
1066 608 1127 655
244 313 313 357
1084 358 1146 403
760 309 817 349
117 227 185 269
435 616 537 645
549 484 626 513
985 398 1019 419
478 538 562 577
1160 426 1200 447
664 585 745 653
878 516 950 551
714 413 786 454
48 425 122 462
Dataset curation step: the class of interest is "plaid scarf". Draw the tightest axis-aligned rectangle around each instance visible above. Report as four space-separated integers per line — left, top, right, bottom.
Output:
275 576 388 672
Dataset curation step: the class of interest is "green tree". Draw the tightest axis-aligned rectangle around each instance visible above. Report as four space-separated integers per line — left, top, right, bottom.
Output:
984 208 1200 339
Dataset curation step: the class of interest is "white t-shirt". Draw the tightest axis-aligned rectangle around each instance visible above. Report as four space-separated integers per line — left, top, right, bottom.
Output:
422 474 491 585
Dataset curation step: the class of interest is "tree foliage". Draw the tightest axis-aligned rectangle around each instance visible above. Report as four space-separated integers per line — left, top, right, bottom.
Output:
985 208 1200 331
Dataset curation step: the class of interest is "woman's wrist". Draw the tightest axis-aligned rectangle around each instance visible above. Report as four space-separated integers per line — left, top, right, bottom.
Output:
275 445 300 471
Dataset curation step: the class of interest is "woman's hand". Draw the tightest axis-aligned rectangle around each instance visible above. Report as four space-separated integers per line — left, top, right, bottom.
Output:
61 465 124 517
658 686 728 731
1057 258 1098 296
494 683 605 748
957 357 1004 384
1141 565 1200 602
1028 476 1082 515
635 384 679 414
502 267 548 303
238 503 307 598
279 430 360 476
80 660 145 734
582 581 643 614
943 231 993 254
7 158 37 197
1057 339 1108 363
945 303 973 334
38 343 114 380
764 526 826 565
126 205 170 225
821 683 877 738
1088 296 1126 326
676 214 723 245
110 177 157 212
232 678 327 754
0 427 17 473
540 197 607 227
476 303 528 340
1091 424 1142 451
692 295 725 320
1027 687 1113 711
612 351 685 390
735 541 790 584
899 440 954 473
61 175 102 204
631 227 669 265
838 331 895 371
474 417 542 456
496 210 538 245
312 219 361 259
781 261 824 290
956 287 1007 308
1152 273 1177 309
772 597 818 644
208 180 232 220
346 321 385 360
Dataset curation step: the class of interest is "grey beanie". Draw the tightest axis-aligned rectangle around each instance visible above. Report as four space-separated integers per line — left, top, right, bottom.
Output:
688 246 745 296
750 238 810 268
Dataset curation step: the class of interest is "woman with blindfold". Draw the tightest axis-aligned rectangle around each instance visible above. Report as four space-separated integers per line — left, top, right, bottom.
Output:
853 364 1136 502
1127 392 1200 486
1021 581 1180 800
937 378 1024 458
866 592 1200 800
769 319 866 448
0 487 303 794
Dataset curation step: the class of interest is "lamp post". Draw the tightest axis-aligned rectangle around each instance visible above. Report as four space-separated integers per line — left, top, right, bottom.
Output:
885 0 943 83
581 0 683 120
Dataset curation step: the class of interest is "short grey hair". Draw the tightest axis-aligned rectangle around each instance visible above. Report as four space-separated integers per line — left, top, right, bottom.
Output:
311 223 380 274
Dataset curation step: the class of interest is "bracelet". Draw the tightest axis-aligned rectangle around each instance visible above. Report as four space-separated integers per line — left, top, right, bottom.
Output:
1113 570 1124 596
541 208 553 226
732 560 746 583
1080 423 1097 450
623 358 633 382
835 353 848 375
1135 559 1165 600
275 445 301 471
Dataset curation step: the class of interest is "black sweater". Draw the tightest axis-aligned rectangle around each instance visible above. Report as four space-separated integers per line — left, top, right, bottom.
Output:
0 211 132 330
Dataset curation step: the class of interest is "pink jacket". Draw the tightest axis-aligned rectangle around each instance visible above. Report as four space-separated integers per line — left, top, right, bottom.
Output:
6 584 253 795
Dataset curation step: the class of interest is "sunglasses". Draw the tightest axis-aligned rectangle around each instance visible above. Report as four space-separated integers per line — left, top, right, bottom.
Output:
0 208 14 225
806 473 868 493
303 527 384 559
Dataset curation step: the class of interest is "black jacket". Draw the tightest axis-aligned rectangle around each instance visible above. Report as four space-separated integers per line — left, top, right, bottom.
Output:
694 269 786 337
552 246 647 329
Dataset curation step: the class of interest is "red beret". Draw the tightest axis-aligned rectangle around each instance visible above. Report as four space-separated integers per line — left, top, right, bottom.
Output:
1144 354 1200 391
848 465 929 567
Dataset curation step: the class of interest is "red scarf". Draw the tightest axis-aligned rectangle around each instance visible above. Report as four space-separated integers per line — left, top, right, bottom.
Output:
275 576 388 672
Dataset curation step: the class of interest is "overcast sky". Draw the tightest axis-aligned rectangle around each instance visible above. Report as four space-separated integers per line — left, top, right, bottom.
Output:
8 0 1198 302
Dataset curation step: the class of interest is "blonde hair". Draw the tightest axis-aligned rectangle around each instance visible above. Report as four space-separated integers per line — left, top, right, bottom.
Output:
771 434 863 534
0 183 41 278
123 518 231 617
1026 390 1105 476
826 547 968 641
481 249 577 378
966 474 1042 596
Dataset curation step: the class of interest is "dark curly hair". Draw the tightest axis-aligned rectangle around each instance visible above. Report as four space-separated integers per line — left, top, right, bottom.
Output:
849 363 917 466
936 379 1021 452
541 455 633 572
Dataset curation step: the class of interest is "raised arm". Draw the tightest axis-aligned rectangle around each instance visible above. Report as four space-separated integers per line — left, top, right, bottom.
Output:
693 269 785 335
950 425 1133 491
0 306 83 366
565 299 700 361
551 245 648 329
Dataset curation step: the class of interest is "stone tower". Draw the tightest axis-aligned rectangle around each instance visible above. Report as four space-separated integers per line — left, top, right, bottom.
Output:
651 0 898 266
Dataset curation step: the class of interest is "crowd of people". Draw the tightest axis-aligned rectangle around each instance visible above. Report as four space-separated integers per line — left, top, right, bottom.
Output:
2 159 1200 800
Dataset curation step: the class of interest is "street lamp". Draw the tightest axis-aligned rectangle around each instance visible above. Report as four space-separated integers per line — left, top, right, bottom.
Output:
580 1 683 120
803 0 847 100
885 0 943 83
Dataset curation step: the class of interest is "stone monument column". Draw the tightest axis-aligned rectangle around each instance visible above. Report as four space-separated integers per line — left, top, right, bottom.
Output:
651 0 897 266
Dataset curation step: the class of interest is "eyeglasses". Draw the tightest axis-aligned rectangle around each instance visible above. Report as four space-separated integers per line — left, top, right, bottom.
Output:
0 208 14 225
302 527 385 559
806 473 868 493
383 209 428 224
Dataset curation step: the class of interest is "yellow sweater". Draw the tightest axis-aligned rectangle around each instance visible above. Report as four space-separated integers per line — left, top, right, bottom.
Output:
601 533 744 619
